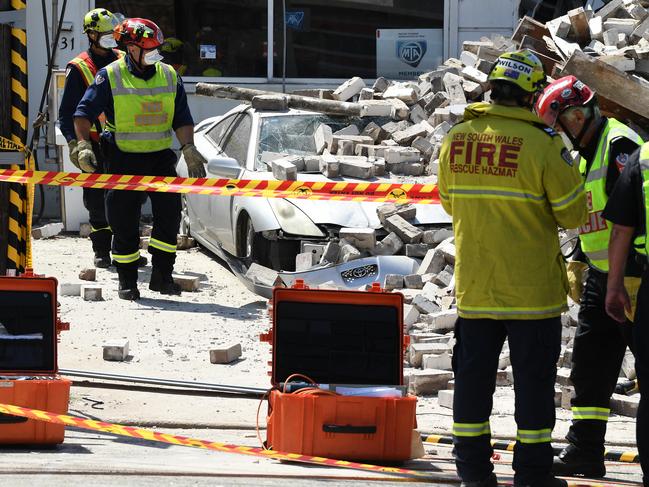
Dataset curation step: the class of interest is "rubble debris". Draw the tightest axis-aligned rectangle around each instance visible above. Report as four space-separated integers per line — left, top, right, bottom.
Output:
81 285 103 301
79 268 96 281
103 339 129 362
32 223 63 239
79 223 92 238
172 274 200 292
210 343 243 364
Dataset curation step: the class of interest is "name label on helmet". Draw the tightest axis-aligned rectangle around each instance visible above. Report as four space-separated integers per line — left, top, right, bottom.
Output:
496 59 533 75
448 132 523 178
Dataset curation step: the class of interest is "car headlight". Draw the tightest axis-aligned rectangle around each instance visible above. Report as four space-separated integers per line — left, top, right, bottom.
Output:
268 199 325 237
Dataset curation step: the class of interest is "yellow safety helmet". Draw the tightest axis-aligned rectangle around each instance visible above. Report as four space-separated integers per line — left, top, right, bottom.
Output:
488 50 546 94
161 37 184 53
83 8 118 34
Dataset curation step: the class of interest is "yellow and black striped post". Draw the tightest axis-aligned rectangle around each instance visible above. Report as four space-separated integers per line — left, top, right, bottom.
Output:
6 0 31 273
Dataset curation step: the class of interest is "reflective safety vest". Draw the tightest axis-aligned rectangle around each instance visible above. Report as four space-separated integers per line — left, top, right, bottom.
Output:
67 50 124 141
639 144 649 262
438 102 587 321
105 58 177 153
578 119 643 272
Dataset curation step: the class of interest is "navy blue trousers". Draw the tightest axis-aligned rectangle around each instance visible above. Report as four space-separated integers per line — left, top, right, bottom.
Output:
452 317 561 485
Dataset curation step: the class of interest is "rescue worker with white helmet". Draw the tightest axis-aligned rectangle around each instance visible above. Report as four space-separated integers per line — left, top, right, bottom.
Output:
73 18 208 300
439 50 587 487
536 76 645 478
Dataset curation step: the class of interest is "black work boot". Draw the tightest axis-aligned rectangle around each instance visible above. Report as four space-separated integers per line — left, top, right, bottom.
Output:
117 268 140 301
94 251 111 268
552 444 606 478
461 473 498 487
149 270 181 296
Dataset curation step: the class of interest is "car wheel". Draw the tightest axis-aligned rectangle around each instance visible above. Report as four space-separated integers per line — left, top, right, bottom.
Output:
180 196 191 236
240 214 270 269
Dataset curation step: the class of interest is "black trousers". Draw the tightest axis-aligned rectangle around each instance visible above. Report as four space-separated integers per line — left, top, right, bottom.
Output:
567 268 634 457
102 140 181 278
633 269 649 484
452 317 561 485
84 140 111 253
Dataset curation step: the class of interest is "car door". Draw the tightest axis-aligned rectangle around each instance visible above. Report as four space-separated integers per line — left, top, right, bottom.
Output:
206 112 253 251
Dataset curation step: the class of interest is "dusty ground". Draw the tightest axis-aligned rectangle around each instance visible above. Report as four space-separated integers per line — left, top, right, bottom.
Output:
8 234 639 485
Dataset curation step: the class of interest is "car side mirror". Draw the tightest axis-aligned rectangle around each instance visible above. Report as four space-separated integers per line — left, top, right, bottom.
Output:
207 156 242 179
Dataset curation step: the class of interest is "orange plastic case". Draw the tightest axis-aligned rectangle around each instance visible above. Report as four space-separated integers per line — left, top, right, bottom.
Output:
262 281 416 462
0 271 70 445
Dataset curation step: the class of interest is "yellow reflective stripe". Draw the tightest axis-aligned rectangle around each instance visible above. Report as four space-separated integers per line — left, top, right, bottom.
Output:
452 421 491 437
549 182 585 210
112 251 140 264
572 407 610 421
517 428 552 444
149 238 176 254
459 302 566 316
447 186 545 203
90 225 111 233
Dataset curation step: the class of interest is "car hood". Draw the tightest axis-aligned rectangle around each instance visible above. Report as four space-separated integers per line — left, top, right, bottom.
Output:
254 171 451 228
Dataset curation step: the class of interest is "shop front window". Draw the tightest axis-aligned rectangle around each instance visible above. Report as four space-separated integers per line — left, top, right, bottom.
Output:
97 0 268 77
96 0 444 80
273 0 444 79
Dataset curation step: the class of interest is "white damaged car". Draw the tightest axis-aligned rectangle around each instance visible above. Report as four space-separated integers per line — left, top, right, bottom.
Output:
177 104 451 297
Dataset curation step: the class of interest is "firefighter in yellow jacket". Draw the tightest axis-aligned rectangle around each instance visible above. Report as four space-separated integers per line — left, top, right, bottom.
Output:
439 50 587 487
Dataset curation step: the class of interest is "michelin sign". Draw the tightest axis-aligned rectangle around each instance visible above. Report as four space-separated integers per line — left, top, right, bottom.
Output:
376 29 443 79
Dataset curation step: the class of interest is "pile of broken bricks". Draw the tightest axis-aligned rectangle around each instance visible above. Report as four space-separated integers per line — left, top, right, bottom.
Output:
262 0 649 187
263 59 492 182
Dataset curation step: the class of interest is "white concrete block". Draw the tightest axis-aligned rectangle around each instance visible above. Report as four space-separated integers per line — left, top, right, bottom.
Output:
103 339 129 361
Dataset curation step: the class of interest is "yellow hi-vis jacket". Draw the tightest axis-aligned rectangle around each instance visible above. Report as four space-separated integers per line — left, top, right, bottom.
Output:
439 103 588 320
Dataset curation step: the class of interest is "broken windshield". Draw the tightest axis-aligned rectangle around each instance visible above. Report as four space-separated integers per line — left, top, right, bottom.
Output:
256 114 384 170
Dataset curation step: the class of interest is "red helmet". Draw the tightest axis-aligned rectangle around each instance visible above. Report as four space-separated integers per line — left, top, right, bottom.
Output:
114 18 164 49
535 75 595 127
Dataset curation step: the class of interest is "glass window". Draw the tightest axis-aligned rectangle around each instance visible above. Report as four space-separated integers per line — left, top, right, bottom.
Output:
273 0 444 79
256 113 388 168
206 114 239 147
220 114 253 166
97 0 268 77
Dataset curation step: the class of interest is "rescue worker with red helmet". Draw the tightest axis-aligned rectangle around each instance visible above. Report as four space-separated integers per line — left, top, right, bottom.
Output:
73 18 208 300
58 8 129 268
439 50 587 487
536 76 644 478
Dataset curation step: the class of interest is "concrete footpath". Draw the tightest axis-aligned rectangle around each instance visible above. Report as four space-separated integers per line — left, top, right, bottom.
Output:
0 427 643 486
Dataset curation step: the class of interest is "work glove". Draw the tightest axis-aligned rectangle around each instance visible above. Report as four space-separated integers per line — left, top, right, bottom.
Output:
182 143 207 178
76 140 98 173
566 261 588 304
67 140 80 169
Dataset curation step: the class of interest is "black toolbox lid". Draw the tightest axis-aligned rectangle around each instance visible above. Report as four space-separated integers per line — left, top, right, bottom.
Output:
0 272 65 375
268 284 405 386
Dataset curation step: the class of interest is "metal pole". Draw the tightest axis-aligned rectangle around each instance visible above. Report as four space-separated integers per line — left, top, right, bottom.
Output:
59 369 267 397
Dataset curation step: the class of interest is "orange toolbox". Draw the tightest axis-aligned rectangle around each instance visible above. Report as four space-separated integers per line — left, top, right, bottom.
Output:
262 281 417 462
0 270 70 445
